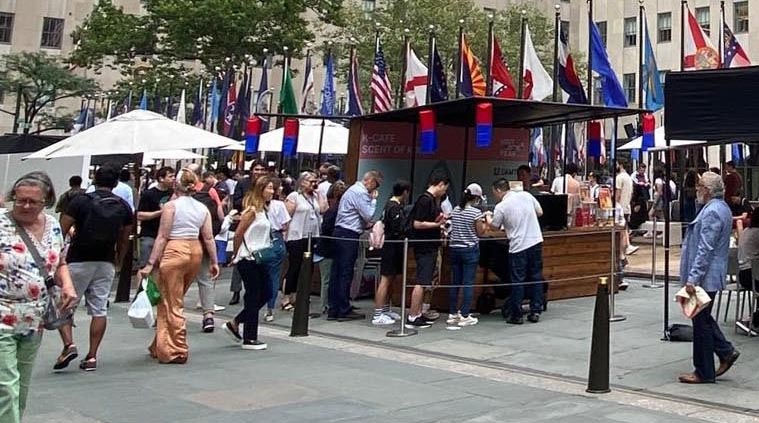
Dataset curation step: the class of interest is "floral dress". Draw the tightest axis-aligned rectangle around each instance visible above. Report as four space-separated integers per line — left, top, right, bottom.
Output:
0 213 64 335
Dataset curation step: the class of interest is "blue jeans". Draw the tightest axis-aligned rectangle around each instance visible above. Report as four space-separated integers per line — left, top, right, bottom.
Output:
328 226 361 317
507 243 545 319
449 246 479 316
693 291 735 381
265 231 286 310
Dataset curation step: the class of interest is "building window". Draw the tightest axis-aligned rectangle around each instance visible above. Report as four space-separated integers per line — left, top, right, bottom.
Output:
734 1 749 33
659 70 669 90
362 0 375 18
596 21 607 46
560 20 570 38
0 13 13 44
623 73 636 103
696 7 710 36
40 17 64 49
657 12 672 43
624 17 637 47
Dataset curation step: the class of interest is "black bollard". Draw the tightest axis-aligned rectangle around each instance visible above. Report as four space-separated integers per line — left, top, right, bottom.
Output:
586 276 611 394
290 250 313 337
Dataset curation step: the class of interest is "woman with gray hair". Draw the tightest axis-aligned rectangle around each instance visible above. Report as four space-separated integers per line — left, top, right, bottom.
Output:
281 171 327 310
0 172 77 422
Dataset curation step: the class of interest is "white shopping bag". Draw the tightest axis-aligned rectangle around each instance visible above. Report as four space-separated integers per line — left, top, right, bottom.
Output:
128 288 155 329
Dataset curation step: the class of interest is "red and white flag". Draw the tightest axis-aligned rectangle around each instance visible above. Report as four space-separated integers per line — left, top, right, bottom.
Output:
522 25 553 101
404 47 428 107
490 36 516 99
683 7 720 70
371 42 393 112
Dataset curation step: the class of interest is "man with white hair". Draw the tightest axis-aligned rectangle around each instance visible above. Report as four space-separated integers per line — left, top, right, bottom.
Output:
678 171 740 384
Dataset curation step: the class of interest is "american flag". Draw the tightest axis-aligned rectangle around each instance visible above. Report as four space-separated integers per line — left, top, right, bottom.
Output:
371 43 393 113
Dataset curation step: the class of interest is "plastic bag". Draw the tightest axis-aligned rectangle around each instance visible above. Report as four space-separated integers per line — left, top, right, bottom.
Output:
144 276 161 306
128 282 154 328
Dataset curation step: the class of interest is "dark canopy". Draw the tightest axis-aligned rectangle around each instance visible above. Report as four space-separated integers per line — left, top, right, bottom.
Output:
664 66 759 144
354 97 646 128
0 134 66 154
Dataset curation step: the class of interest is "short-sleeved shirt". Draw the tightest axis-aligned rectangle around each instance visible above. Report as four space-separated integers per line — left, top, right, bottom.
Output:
449 205 484 248
137 187 173 239
65 190 134 263
724 172 742 199
0 213 64 335
55 188 84 214
615 171 633 215
267 200 291 232
382 199 405 240
411 192 441 252
492 190 543 254
286 191 322 241
729 198 752 217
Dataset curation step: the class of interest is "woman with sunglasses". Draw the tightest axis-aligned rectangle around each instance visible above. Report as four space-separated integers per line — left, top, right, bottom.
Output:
281 171 327 310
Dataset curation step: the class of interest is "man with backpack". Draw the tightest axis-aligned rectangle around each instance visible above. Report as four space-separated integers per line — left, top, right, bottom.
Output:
55 175 84 214
186 164 225 332
54 164 134 372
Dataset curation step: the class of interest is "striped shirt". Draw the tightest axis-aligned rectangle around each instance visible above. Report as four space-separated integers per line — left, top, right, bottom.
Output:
449 205 484 248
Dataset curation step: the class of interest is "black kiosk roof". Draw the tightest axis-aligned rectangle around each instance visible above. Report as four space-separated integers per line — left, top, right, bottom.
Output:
354 97 646 128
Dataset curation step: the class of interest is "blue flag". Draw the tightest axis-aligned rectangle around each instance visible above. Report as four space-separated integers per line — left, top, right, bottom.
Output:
430 44 448 103
642 18 664 111
321 53 335 116
209 78 219 123
139 89 148 110
590 22 628 107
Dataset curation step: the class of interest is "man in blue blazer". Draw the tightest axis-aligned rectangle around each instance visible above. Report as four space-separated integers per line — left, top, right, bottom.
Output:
678 171 740 383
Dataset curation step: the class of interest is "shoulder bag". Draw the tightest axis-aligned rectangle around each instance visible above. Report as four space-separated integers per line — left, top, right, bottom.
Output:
242 210 277 265
7 213 72 330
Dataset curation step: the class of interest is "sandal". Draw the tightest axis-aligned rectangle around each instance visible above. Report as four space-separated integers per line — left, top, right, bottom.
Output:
53 344 78 371
79 356 97 372
281 302 294 311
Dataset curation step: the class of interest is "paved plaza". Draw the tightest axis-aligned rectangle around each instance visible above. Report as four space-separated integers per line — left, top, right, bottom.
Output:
24 267 759 423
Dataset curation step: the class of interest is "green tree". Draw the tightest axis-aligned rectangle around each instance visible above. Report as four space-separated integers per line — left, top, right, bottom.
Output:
326 1 556 109
0 52 98 134
69 0 344 73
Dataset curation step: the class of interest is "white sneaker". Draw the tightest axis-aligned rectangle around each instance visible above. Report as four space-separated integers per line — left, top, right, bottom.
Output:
625 245 639 255
643 232 654 238
214 304 226 312
457 315 479 326
372 314 396 326
264 311 274 322
385 310 401 321
446 313 461 325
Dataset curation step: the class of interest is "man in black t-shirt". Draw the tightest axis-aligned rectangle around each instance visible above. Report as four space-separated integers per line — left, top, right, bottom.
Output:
406 173 449 329
55 164 134 372
137 167 175 269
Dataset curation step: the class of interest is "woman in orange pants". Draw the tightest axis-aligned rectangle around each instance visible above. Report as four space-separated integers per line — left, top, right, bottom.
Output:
139 169 219 363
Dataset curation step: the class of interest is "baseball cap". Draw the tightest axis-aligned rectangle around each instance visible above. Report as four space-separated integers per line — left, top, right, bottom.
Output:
465 183 485 199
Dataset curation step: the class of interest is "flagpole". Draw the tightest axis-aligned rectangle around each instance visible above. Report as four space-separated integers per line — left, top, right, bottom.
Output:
399 28 409 109
302 47 311 114
638 1 644 109
720 1 726 68
552 5 560 102
373 27 381 110
485 17 494 96
425 25 435 105
456 20 464 99
680 1 687 71
587 0 593 104
517 10 527 99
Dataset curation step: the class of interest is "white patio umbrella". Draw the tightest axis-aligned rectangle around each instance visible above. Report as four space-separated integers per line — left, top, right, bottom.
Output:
141 149 204 165
618 126 705 150
223 119 349 154
24 109 235 159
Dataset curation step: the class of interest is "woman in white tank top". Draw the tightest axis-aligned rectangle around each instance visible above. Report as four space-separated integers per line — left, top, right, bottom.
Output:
138 169 219 364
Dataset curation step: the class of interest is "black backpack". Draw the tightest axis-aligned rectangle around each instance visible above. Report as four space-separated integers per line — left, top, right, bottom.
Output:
193 188 222 235
404 192 434 238
77 193 126 247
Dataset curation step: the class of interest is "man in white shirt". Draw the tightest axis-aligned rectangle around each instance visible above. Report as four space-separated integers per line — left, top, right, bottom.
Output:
550 163 580 195
616 159 638 257
488 178 545 324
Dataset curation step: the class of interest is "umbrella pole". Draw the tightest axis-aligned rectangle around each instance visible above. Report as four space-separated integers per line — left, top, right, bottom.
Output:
317 119 326 165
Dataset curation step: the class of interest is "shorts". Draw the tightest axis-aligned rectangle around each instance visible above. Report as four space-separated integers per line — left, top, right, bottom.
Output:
68 261 116 317
414 249 437 286
215 240 228 265
380 242 404 276
138 236 155 267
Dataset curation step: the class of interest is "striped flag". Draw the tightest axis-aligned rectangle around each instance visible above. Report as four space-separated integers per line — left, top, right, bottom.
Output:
345 47 364 115
371 42 393 113
300 51 314 113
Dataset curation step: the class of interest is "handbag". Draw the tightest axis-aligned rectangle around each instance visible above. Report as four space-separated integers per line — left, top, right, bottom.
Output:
241 208 277 265
7 212 72 330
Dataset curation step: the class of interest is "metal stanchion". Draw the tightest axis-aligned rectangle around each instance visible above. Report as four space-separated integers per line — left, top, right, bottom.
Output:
290 234 313 337
610 209 625 323
643 214 663 288
387 238 417 337
587 276 611 394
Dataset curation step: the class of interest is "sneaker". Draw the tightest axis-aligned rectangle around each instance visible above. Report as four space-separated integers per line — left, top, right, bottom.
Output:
385 310 402 321
422 310 440 321
242 340 267 350
458 315 479 326
405 316 432 329
625 245 639 255
224 321 242 343
53 344 79 371
446 313 461 325
506 316 524 325
619 281 629 291
372 314 396 326
643 232 654 238
213 304 226 312
79 357 97 372
527 313 540 323
264 311 274 322
202 317 215 333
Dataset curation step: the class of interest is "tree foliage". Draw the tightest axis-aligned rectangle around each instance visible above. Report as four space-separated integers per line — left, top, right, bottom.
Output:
0 52 98 133
69 0 344 73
